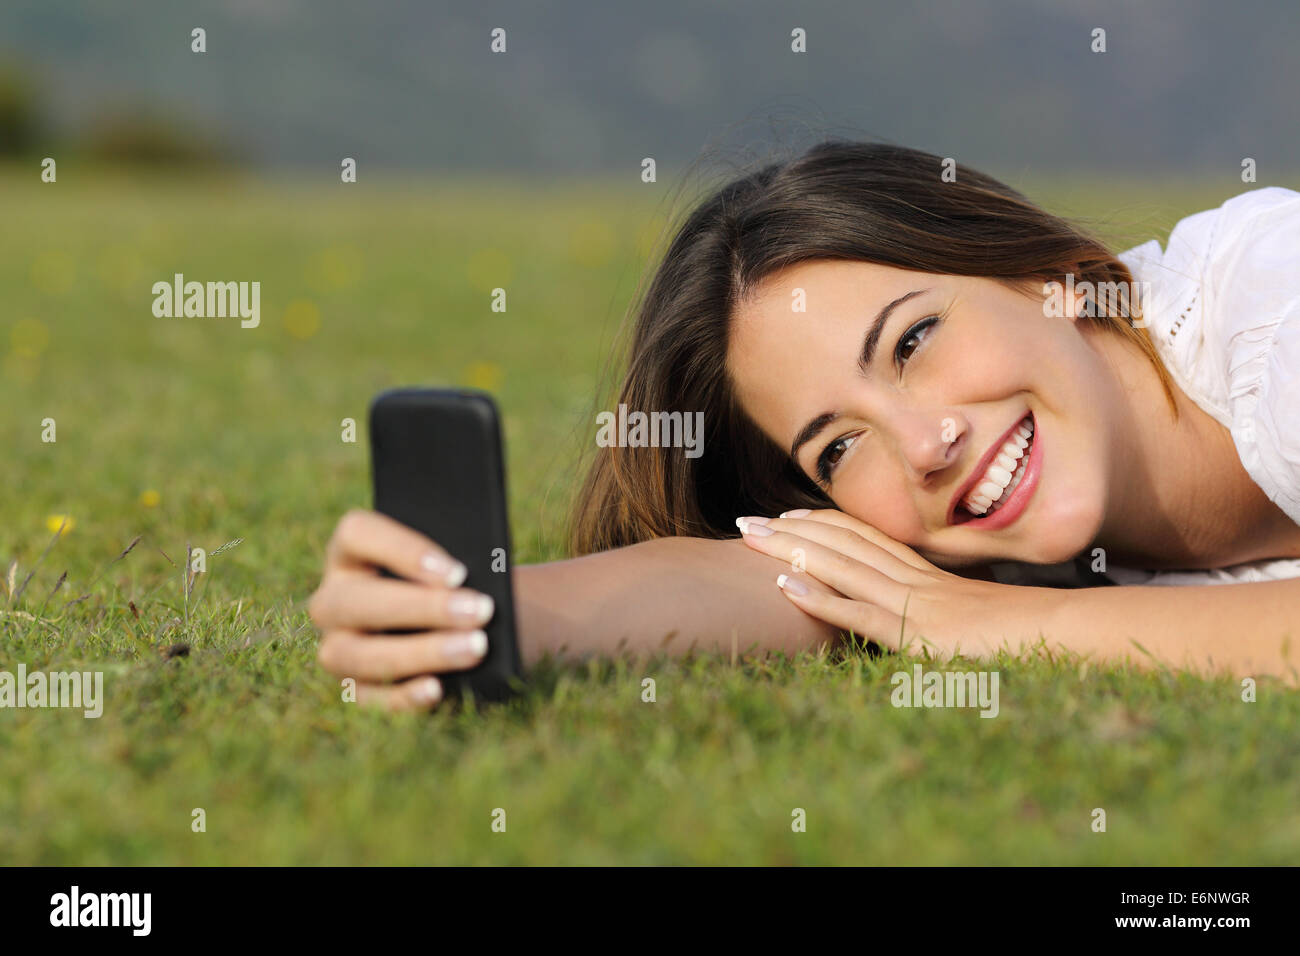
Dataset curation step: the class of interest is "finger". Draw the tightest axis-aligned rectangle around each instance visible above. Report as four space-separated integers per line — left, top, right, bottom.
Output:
309 570 494 631
354 676 445 712
763 515 919 581
784 569 840 595
737 523 911 611
318 628 488 681
777 508 933 570
327 508 467 587
775 574 905 651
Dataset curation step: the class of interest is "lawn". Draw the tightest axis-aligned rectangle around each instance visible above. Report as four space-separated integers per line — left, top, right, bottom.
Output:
2 165 1297 864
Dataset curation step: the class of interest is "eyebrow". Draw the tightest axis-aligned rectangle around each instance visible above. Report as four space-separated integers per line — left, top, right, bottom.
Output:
787 288 931 465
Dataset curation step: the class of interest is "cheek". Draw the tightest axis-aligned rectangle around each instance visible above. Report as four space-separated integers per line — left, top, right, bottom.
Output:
832 470 927 545
938 320 1042 393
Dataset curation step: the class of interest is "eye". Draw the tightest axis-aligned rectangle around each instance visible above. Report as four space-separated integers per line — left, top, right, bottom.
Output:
812 314 943 486
815 432 860 485
895 315 941 368
813 315 943 485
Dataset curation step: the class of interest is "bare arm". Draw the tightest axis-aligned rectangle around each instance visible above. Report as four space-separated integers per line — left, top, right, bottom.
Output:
729 508 1300 688
515 535 841 667
1043 578 1300 686
309 510 841 711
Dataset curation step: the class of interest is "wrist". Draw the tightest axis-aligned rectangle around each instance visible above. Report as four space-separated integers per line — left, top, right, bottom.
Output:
1007 581 1075 656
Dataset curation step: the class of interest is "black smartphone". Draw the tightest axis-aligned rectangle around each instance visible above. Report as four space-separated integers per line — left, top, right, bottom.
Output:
368 387 524 703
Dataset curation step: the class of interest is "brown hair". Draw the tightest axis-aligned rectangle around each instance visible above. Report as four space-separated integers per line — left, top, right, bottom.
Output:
567 140 1177 556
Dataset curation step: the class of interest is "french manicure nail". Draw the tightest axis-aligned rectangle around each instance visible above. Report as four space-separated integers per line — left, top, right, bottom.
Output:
411 677 442 704
780 508 811 519
448 630 489 658
776 573 808 596
736 516 773 536
421 552 467 587
449 592 493 621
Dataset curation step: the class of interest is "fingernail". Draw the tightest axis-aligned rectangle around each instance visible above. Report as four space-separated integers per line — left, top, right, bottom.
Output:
448 629 489 658
780 508 811 519
736 516 773 536
411 677 442 705
421 552 467 588
776 573 808 596
449 591 494 622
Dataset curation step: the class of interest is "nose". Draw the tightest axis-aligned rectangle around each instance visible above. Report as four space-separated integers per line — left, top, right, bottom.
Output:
897 410 965 485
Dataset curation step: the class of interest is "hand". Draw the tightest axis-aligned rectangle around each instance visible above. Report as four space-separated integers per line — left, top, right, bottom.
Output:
734 509 1059 660
308 509 496 711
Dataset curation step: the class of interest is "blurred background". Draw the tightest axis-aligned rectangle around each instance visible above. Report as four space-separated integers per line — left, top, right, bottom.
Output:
2 0 1297 174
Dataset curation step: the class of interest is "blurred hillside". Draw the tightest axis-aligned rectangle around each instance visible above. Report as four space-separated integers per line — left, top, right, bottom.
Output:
0 0 1296 175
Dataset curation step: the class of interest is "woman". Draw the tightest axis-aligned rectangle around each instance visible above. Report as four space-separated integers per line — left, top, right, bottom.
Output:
308 141 1300 709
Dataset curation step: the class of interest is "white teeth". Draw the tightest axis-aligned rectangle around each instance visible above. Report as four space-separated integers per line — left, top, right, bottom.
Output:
1003 464 1026 499
960 416 1034 518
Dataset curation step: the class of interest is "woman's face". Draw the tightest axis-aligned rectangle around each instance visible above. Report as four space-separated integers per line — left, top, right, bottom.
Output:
727 259 1128 569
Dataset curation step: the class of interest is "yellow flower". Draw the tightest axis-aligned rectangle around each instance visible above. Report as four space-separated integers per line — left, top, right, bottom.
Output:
305 245 363 291
139 489 161 508
462 360 502 392
11 318 49 357
284 299 321 340
46 514 75 536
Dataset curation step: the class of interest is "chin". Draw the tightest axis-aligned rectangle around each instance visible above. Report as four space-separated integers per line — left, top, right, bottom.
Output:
1022 536 1090 566
1021 495 1105 565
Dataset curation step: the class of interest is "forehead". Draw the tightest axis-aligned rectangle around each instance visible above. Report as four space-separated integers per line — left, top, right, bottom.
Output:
732 258 925 345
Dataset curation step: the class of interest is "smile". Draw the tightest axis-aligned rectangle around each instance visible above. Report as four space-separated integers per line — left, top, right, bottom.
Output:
949 413 1041 527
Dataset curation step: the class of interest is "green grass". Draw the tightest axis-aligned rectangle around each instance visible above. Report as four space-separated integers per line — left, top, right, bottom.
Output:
2 165 1297 864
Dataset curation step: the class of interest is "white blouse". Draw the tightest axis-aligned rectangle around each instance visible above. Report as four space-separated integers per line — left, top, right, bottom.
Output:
993 186 1300 588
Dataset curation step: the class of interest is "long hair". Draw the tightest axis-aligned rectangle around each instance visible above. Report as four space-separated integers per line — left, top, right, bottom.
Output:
568 140 1176 555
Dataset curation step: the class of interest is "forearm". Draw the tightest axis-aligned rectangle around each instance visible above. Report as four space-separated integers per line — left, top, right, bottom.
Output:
1042 578 1300 686
514 535 840 667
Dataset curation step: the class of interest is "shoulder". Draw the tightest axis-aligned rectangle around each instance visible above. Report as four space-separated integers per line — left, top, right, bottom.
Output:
1118 186 1300 322
1192 187 1300 318
1156 186 1300 321
1120 187 1300 525
1119 187 1300 350
1206 188 1300 525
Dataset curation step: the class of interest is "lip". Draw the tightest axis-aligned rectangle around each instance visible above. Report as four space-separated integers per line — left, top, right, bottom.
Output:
947 412 1041 530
